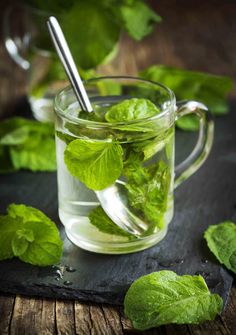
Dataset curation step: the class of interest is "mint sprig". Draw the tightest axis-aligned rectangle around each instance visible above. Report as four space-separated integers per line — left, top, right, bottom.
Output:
0 204 63 266
204 221 236 274
124 270 223 330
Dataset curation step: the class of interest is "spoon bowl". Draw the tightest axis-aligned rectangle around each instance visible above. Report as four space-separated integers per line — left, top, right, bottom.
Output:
96 181 150 237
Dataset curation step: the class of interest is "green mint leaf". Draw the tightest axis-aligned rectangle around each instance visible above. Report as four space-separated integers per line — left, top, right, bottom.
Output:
12 229 35 256
140 65 233 130
61 1 120 69
0 204 63 266
0 117 27 138
105 98 160 123
56 131 75 145
124 270 223 330
89 206 134 238
7 203 52 224
0 215 22 260
119 1 161 40
9 138 56 172
17 220 63 266
24 0 75 13
64 138 123 190
0 118 56 172
204 221 236 274
124 158 171 231
0 126 31 145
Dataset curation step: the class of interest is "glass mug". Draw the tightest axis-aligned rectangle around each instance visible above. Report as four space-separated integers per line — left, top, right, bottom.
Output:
55 77 214 254
4 5 67 122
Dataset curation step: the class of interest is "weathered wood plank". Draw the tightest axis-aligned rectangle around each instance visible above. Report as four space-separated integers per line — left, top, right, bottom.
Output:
89 304 115 335
220 286 236 335
0 294 15 335
187 319 230 335
55 300 76 335
10 295 55 335
74 301 92 335
101 305 123 335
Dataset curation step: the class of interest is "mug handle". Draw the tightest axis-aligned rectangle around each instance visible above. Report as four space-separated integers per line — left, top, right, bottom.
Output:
3 6 30 70
174 101 214 188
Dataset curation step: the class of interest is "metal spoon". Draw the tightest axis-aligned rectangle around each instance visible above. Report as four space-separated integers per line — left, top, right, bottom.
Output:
47 17 148 237
47 16 93 112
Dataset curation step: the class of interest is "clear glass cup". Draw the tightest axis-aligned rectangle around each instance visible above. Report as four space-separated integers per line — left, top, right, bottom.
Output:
54 76 214 254
4 5 67 122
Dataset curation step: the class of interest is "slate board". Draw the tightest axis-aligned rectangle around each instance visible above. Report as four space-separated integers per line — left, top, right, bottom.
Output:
0 101 235 306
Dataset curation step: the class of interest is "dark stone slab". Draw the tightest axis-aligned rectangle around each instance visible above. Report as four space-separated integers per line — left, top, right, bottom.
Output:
0 102 235 305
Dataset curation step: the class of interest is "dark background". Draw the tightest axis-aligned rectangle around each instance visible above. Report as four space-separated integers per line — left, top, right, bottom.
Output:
0 0 235 119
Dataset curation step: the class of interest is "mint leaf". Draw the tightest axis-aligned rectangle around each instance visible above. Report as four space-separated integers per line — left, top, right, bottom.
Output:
0 126 30 145
10 138 56 172
89 206 133 238
61 1 120 69
124 270 223 330
0 118 56 172
124 158 171 231
204 221 236 274
105 98 160 122
0 215 22 260
119 1 161 40
64 138 123 190
140 65 233 130
0 204 63 266
7 203 52 224
16 220 63 266
12 229 35 256
56 131 75 145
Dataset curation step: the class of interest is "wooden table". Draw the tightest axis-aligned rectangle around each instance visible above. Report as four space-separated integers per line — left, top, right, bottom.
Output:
0 1 235 334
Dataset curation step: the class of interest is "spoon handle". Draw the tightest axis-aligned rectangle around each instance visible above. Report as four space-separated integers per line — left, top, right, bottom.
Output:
47 16 93 112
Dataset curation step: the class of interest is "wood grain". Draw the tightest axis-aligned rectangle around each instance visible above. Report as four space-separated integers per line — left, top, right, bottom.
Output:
1 291 235 334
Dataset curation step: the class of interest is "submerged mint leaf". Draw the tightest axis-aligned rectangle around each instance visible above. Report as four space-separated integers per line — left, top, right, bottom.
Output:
140 65 233 130
204 221 236 274
56 131 75 145
64 138 123 190
105 98 160 122
124 270 223 330
89 206 133 238
124 157 171 231
119 1 161 40
0 204 63 266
